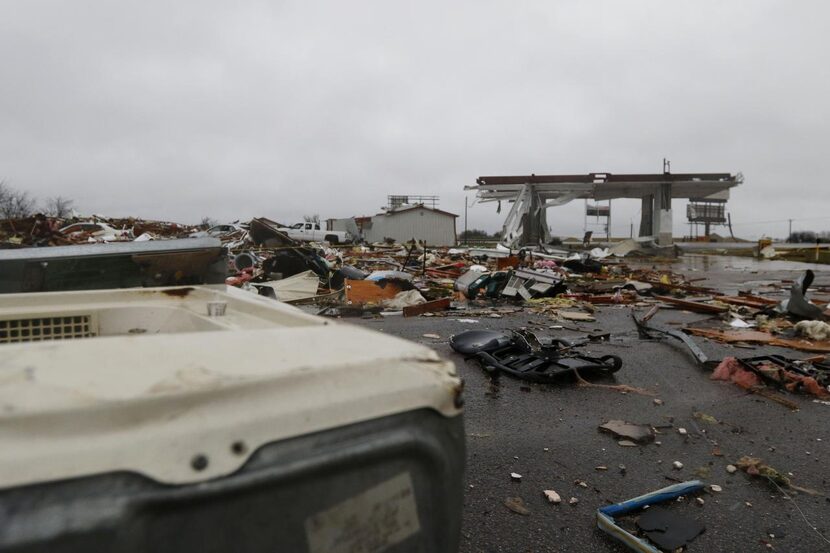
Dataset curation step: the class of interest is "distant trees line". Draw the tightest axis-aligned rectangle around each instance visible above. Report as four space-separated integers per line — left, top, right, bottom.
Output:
0 180 74 219
787 231 830 243
459 229 501 240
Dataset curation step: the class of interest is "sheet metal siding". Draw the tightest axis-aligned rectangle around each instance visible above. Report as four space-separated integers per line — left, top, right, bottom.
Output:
367 209 456 245
327 218 352 232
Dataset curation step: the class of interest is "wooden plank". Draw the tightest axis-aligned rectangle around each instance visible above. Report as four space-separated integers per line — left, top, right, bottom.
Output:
560 293 635 305
736 292 780 305
344 279 402 304
559 311 596 322
714 296 770 309
686 327 830 353
653 295 728 314
644 280 717 294
770 337 830 353
403 297 451 317
686 328 774 343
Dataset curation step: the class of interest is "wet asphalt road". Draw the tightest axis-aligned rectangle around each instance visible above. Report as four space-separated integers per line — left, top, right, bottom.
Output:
343 256 830 553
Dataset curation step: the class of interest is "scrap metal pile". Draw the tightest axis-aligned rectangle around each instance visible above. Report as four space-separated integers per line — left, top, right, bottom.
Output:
629 269 830 407
0 215 202 247
224 238 706 318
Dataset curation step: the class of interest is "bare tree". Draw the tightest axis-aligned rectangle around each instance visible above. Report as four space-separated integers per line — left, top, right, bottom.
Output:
44 196 74 218
0 180 36 219
303 214 321 224
200 216 217 229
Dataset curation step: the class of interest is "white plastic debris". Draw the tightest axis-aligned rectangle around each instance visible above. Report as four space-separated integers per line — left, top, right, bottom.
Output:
382 289 426 309
543 490 561 504
510 472 522 481
569 497 579 506
696 497 705 506
678 428 688 436
710 484 723 493
726 464 737 474
729 318 753 328
673 461 684 470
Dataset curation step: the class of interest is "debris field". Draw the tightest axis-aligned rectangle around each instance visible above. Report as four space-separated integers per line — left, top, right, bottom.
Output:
344 254 830 553
3 213 830 551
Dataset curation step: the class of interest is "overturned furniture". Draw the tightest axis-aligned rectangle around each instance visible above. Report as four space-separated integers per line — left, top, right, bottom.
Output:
0 286 464 552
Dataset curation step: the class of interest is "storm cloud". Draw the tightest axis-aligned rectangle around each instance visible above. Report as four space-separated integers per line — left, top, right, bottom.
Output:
1 1 828 238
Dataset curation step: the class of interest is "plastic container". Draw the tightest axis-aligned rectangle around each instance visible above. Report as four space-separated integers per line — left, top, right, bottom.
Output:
0 286 464 552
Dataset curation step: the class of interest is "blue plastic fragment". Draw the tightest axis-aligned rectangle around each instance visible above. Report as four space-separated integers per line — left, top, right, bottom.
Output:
596 480 705 553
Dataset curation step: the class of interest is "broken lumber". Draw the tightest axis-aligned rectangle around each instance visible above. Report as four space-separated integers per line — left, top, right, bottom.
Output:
403 297 451 317
344 279 402 305
686 327 830 353
653 295 728 314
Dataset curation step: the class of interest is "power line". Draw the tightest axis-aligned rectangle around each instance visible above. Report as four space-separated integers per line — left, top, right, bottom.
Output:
730 216 830 227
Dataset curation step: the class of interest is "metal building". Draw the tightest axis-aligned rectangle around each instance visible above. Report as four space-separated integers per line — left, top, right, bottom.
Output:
328 204 458 246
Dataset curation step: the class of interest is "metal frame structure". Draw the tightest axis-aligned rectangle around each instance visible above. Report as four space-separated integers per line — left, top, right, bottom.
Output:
466 171 742 248
584 200 611 242
387 195 439 210
686 197 728 238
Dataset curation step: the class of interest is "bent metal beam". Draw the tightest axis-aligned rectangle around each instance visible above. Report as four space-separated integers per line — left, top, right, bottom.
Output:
466 172 742 248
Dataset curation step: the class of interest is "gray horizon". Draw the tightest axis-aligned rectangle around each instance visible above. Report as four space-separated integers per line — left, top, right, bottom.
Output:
1 1 827 239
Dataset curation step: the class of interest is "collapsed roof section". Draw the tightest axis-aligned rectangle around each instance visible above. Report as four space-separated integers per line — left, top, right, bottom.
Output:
467 172 742 248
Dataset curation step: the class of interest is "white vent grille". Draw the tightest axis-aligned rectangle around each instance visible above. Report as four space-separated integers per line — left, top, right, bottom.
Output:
0 315 97 344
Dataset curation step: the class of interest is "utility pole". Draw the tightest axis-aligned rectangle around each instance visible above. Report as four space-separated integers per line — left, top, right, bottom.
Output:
788 219 793 241
464 196 469 245
607 199 612 242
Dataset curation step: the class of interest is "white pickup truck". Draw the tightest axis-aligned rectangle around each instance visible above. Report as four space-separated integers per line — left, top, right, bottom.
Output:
278 222 352 244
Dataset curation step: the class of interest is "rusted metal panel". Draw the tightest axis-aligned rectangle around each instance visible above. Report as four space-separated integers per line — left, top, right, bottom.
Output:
496 256 520 270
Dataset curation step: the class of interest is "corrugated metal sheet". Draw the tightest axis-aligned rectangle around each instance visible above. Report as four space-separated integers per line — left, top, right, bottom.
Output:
366 207 456 245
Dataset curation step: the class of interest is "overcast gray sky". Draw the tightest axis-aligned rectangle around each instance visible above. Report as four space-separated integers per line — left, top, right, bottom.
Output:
1 1 827 239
